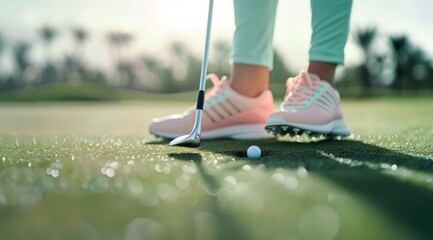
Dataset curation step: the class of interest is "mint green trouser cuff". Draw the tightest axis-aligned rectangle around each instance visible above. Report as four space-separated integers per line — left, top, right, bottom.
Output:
232 0 353 69
232 0 278 69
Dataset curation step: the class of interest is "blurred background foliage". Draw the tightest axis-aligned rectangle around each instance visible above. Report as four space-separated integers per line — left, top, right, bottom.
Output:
0 25 432 101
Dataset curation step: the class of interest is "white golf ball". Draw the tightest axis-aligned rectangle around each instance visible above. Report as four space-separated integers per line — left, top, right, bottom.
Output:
247 145 261 159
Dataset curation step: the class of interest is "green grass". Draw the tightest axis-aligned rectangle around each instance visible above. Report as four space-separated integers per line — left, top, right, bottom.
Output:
0 98 432 240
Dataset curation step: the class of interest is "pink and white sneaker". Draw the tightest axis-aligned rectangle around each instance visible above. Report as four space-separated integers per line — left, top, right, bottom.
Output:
149 74 275 140
265 71 350 138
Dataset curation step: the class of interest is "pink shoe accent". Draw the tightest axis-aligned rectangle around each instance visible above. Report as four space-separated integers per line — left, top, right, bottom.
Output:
266 71 350 136
149 74 275 140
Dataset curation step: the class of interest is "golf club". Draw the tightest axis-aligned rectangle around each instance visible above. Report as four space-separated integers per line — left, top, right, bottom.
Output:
169 0 214 147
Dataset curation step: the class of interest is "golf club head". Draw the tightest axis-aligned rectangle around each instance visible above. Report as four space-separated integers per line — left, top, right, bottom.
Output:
169 110 203 148
169 130 201 147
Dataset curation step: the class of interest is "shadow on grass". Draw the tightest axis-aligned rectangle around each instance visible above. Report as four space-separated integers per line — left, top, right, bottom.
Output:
146 139 171 145
168 153 252 240
197 139 433 240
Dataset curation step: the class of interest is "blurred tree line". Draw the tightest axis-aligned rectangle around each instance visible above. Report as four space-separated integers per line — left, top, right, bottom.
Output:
338 27 433 96
0 25 432 98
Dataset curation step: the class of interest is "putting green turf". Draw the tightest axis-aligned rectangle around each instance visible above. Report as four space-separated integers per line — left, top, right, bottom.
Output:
0 98 432 240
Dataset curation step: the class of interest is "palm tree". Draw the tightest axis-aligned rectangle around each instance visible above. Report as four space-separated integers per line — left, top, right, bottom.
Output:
107 31 135 88
38 25 57 63
107 31 134 66
405 47 429 90
389 35 411 90
72 27 88 62
353 27 377 90
13 41 32 86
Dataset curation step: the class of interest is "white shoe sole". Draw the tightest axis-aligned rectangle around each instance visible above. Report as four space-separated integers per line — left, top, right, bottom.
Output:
150 124 274 140
265 117 350 137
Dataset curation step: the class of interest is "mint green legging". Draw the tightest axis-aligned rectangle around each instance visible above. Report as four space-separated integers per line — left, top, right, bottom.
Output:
232 0 353 69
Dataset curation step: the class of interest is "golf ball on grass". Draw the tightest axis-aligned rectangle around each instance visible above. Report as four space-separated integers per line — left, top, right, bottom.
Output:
247 145 261 159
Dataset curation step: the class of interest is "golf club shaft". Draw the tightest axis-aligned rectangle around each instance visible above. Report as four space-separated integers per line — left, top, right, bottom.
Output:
168 0 214 147
196 0 214 111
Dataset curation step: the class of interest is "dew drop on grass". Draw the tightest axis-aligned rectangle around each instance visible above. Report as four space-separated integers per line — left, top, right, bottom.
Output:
182 165 197 174
391 164 398 171
155 164 162 173
112 161 120 169
271 173 285 184
175 176 190 189
224 176 237 186
242 165 252 171
297 167 309 178
258 164 266 171
105 168 115 178
51 168 60 178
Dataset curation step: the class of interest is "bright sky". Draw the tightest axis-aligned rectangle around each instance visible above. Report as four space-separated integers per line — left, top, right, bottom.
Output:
1 0 433 73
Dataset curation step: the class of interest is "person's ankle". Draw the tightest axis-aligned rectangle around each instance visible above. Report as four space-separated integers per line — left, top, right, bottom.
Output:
307 61 336 87
230 63 270 98
311 74 335 88
230 82 267 98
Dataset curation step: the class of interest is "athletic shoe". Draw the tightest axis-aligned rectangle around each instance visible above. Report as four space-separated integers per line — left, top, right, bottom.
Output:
149 74 275 140
265 71 350 138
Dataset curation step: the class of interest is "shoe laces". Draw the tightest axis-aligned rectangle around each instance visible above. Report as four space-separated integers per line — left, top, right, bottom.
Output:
184 74 227 114
284 71 320 106
205 73 227 101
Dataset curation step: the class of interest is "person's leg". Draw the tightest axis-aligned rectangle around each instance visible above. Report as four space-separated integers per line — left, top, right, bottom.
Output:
230 0 278 98
308 0 353 86
265 0 353 137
